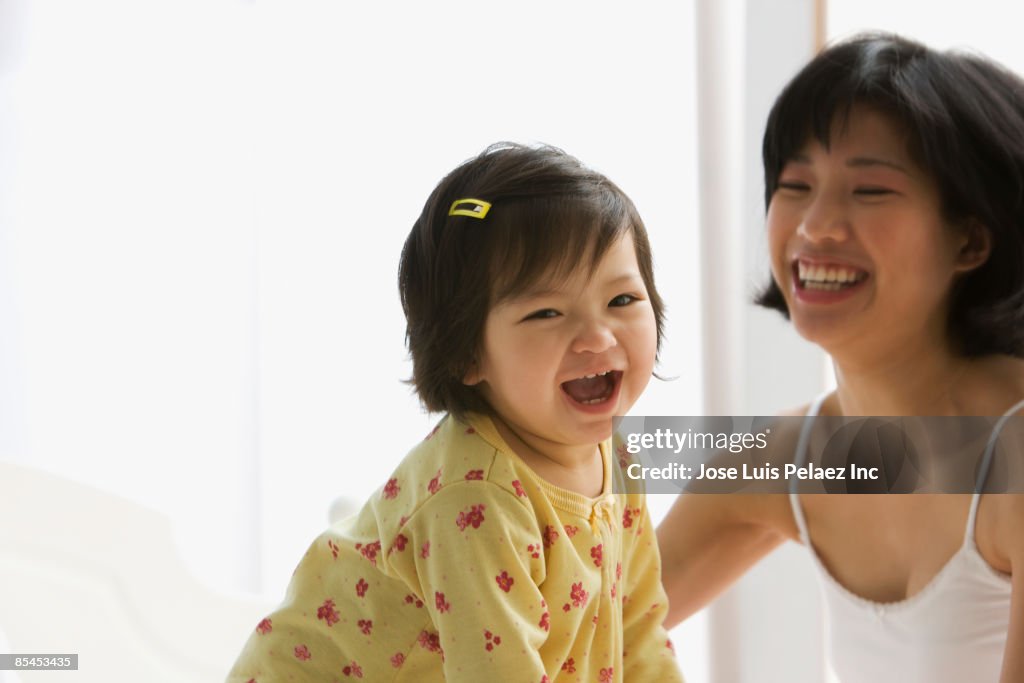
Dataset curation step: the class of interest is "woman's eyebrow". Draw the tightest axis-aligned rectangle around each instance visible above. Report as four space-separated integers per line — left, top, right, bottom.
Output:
846 156 910 173
785 154 908 173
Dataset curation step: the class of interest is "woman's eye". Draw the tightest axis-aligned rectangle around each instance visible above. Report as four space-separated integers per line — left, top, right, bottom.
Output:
854 187 894 197
523 308 560 321
609 294 638 307
777 181 810 193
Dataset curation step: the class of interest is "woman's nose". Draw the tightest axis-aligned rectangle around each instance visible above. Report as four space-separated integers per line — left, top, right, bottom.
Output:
797 189 851 243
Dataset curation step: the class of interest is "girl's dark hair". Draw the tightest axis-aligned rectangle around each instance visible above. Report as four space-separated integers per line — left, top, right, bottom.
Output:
756 33 1024 357
399 143 664 416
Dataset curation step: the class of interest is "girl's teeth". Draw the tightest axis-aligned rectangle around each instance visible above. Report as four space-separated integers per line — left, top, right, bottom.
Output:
580 370 612 380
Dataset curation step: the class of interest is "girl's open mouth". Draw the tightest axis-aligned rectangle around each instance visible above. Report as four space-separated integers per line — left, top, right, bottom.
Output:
561 370 623 406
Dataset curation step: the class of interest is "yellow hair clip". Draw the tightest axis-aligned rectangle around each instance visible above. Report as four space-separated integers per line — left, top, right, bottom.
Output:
448 198 492 219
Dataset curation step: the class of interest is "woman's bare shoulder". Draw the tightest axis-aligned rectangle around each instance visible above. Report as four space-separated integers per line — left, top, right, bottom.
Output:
776 392 836 417
777 403 811 417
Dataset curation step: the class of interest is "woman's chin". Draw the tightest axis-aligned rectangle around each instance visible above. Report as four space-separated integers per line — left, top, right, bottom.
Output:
790 315 857 353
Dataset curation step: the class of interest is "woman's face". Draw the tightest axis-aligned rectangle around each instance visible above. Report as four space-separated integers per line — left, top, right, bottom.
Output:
767 106 979 360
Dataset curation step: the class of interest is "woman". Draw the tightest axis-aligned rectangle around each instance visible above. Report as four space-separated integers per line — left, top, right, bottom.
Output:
658 34 1024 682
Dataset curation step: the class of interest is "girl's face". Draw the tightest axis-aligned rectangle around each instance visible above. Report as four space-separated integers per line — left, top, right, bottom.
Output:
466 233 657 453
767 107 984 360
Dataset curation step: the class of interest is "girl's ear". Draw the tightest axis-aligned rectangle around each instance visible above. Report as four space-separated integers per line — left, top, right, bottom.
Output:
462 361 483 386
954 219 992 273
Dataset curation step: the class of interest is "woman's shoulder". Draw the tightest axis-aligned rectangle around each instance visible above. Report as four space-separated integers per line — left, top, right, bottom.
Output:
777 403 812 417
776 391 835 417
962 355 1024 414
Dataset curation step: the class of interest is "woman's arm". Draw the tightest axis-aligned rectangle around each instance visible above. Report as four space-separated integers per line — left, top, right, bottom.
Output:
656 492 793 628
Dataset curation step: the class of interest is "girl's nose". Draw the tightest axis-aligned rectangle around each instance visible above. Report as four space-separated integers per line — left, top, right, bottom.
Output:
571 321 617 355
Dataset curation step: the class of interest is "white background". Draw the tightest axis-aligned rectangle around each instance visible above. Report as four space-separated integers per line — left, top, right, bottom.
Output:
2 1 1023 681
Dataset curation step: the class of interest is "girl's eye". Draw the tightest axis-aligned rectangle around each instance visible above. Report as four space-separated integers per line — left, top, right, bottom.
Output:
609 294 638 307
523 308 560 321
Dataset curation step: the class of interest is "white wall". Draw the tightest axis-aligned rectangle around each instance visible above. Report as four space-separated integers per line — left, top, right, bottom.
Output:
829 0 1024 73
0 0 706 677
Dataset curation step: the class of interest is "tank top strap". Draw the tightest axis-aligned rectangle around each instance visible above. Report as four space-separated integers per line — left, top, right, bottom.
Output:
789 392 829 546
965 397 1024 543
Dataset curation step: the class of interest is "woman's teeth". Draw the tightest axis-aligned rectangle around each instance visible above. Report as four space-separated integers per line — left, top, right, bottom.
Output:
797 262 866 291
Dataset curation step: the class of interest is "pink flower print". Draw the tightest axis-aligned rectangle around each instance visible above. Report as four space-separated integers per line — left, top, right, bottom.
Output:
541 677 550 683
341 661 363 678
561 657 576 673
255 617 272 635
392 533 408 552
539 610 550 631
570 582 589 609
355 578 369 598
421 541 430 558
428 469 442 494
483 630 502 652
512 480 527 497
623 506 638 529
564 524 578 537
526 543 540 559
599 667 614 682
399 515 409 527
611 582 617 599
495 571 514 593
294 644 311 661
616 562 622 580
358 540 382 566
666 639 676 655
404 594 424 608
465 469 484 481
435 591 451 613
417 630 442 654
617 442 630 467
542 525 559 548
391 652 405 668
465 426 476 434
316 598 340 627
590 544 603 568
455 504 486 531
383 478 400 500
327 539 340 559
358 619 373 635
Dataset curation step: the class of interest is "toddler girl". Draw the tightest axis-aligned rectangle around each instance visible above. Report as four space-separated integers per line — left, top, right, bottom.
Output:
228 143 683 682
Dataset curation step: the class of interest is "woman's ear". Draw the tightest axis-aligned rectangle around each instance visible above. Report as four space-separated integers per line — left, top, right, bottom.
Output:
953 219 992 273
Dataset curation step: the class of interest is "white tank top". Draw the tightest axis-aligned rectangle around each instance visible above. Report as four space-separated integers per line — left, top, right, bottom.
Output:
789 397 1023 683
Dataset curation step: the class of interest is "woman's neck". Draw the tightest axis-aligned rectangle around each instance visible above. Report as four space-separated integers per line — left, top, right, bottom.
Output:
829 342 1024 416
832 355 966 416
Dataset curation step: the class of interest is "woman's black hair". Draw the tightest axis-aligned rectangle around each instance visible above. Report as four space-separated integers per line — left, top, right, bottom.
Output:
756 33 1024 357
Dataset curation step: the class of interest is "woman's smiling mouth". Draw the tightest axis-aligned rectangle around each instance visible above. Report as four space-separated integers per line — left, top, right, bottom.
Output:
792 259 869 303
